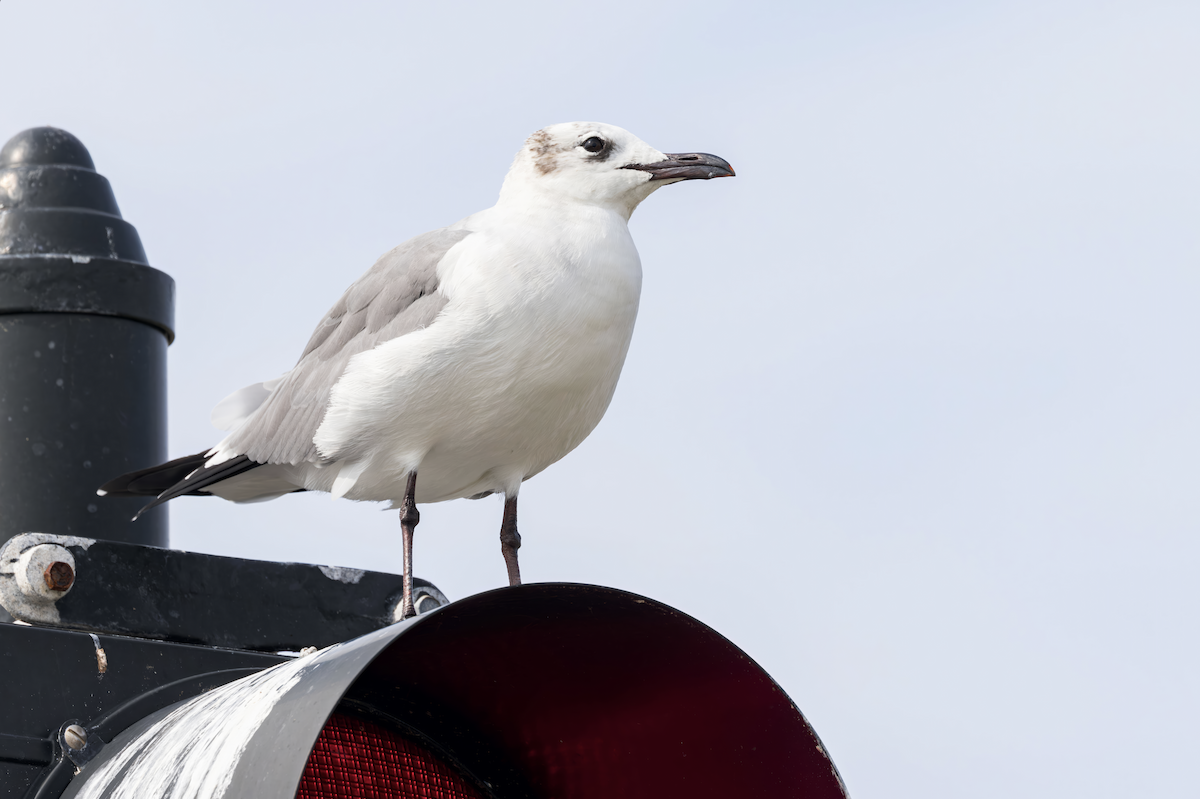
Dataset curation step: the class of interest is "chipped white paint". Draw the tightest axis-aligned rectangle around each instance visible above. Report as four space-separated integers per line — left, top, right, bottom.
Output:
316 564 364 584
72 656 311 799
0 532 97 553
0 533 95 624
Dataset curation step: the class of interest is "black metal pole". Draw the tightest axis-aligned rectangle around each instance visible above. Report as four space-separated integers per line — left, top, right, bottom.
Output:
0 127 173 547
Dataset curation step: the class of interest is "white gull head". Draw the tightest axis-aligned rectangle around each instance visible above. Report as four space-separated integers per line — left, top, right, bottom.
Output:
498 121 735 219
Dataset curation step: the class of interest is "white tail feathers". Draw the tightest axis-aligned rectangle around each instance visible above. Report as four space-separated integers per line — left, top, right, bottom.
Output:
330 459 370 500
210 375 287 432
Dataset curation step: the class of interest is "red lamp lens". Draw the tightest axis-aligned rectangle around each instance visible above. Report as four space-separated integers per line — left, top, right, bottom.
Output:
296 712 483 799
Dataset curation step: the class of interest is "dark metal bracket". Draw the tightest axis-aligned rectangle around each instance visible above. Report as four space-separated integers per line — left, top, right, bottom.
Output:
57 720 104 771
0 534 446 652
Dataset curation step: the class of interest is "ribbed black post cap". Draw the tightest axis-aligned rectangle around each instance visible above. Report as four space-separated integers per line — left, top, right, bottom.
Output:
0 127 96 170
0 127 174 342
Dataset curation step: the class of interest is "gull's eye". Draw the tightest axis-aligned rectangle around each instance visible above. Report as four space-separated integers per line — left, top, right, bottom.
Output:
580 136 605 154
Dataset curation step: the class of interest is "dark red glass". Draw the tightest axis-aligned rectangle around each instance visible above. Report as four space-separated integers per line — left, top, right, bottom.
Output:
295 712 482 799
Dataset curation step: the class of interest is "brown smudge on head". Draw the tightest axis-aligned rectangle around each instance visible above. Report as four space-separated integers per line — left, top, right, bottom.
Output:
526 129 561 175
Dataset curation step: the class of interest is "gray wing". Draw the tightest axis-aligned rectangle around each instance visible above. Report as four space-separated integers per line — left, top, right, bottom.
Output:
224 227 471 465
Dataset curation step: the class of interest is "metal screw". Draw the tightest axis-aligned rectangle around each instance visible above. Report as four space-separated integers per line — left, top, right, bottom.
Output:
64 725 87 751
415 593 442 614
44 561 75 592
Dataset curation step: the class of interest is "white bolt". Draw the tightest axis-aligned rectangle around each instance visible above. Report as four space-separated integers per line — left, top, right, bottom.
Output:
64 724 87 751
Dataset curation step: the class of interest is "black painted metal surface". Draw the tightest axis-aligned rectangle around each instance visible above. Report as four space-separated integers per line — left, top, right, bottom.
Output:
0 316 167 544
0 622 284 798
0 127 173 549
4 536 444 651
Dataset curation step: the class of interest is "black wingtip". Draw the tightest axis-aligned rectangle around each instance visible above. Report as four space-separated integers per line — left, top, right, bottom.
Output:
98 450 214 498
128 491 168 521
142 454 261 510
103 451 263 517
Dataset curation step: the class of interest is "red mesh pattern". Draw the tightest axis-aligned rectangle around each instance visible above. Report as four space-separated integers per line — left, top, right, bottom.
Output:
296 712 482 799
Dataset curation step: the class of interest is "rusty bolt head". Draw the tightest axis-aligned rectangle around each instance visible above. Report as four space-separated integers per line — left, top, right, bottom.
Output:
44 561 75 592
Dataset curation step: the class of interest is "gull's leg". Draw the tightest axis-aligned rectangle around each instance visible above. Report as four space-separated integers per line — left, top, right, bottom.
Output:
399 471 419 619
500 494 522 587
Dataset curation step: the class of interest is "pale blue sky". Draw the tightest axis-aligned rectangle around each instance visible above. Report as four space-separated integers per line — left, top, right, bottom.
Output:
5 1 1199 795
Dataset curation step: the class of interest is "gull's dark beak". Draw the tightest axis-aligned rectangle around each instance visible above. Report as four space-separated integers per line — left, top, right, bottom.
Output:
621 152 736 182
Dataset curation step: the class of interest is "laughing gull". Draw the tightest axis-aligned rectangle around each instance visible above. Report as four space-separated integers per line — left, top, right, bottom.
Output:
100 122 735 617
